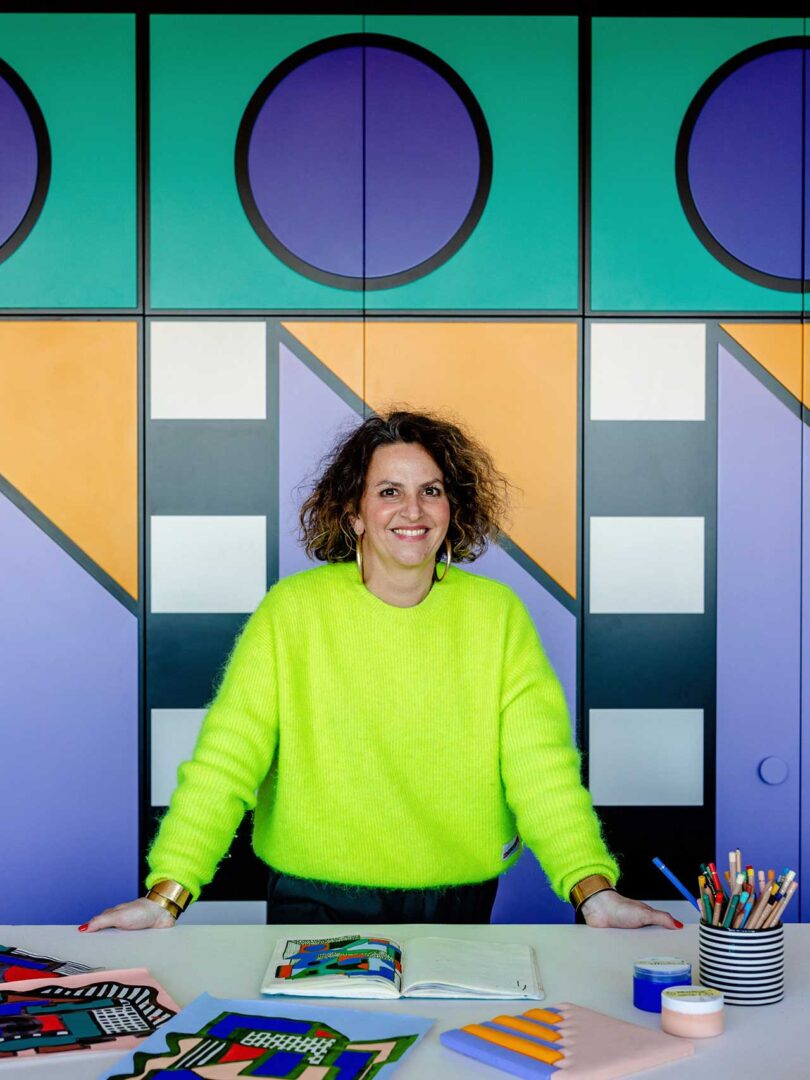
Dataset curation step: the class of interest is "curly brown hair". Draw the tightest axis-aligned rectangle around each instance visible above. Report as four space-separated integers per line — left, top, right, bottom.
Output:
299 410 512 563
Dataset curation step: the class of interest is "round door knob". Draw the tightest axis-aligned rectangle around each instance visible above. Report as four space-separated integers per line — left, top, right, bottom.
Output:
758 757 788 785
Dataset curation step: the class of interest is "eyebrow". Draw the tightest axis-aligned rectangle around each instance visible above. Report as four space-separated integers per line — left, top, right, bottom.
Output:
374 477 444 487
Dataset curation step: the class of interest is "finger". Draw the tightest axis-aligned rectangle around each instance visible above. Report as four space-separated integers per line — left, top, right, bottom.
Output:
82 910 123 933
645 905 683 929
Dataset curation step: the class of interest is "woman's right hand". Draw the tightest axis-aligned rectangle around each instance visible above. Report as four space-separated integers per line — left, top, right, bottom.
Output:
79 897 176 932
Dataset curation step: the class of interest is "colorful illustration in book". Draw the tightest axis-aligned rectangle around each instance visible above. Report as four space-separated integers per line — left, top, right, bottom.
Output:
275 936 402 985
0 968 179 1060
0 944 96 984
98 994 431 1080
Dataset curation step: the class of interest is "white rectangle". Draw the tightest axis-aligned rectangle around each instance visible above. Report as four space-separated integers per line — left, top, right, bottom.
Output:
589 516 704 613
150 708 207 806
590 323 705 420
183 901 267 925
589 708 704 806
150 515 267 613
150 321 266 419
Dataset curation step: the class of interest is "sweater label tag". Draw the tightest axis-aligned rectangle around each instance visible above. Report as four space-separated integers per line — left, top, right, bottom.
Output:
502 834 521 861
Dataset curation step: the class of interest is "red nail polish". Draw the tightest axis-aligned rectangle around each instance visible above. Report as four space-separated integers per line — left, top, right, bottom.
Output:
673 919 684 928
78 923 88 932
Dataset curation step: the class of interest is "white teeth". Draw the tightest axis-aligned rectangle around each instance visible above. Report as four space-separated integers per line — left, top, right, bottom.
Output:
393 528 428 535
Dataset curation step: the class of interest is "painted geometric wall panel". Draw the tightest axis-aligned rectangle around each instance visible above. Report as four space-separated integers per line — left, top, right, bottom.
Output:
716 342 800 915
589 516 705 614
584 320 716 899
0 13 136 308
284 320 578 598
0 493 138 924
278 335 362 579
721 322 805 403
150 14 363 310
0 321 138 598
145 319 277 905
363 15 578 311
589 709 704 806
150 321 267 419
151 15 577 312
150 515 267 614
182 901 267 925
0 57 49 267
237 35 491 294
150 708 206 807
590 323 706 420
591 17 803 312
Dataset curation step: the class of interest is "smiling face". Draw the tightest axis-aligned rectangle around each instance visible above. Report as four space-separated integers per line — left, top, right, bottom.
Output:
352 442 451 579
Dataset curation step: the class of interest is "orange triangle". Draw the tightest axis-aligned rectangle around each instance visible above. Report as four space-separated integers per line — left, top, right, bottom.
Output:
284 321 578 597
721 323 805 403
0 322 138 598
282 321 365 397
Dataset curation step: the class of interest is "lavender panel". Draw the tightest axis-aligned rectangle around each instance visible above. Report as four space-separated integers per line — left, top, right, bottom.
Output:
278 342 360 578
717 347 800 911
0 494 138 923
469 547 576 924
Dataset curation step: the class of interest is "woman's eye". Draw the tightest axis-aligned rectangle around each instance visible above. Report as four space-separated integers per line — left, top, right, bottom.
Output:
380 488 397 497
424 486 442 496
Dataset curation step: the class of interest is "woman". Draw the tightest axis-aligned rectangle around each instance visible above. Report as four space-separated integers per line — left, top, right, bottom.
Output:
83 411 681 931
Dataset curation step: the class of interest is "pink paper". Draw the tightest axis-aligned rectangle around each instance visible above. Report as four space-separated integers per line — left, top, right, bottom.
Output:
0 967 180 1061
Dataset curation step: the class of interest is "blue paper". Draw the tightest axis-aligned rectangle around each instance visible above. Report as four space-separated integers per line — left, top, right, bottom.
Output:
95 992 432 1079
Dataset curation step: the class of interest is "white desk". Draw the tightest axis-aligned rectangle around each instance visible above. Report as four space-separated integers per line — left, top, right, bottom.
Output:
2 923 807 1078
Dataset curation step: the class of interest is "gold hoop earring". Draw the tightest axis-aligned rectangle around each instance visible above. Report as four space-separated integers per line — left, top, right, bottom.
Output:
356 535 365 584
435 538 452 582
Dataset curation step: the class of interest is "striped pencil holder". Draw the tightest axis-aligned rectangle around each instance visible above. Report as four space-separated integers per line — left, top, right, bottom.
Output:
698 922 784 1006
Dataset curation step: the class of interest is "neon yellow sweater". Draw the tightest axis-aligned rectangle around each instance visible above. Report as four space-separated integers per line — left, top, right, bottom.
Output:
147 562 618 900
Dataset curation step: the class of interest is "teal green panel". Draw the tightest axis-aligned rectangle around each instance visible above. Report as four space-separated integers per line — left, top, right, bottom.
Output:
150 14 362 311
592 17 803 313
0 14 136 309
364 15 578 312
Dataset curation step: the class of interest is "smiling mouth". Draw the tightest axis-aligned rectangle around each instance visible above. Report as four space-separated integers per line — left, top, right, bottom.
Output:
391 527 429 538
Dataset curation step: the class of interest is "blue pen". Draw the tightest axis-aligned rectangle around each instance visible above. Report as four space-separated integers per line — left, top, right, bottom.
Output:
652 857 701 911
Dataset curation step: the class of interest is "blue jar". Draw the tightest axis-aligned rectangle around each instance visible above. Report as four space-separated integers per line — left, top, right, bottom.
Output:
633 957 692 1012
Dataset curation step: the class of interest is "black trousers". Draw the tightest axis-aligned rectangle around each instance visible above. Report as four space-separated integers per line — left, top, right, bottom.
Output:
267 870 499 924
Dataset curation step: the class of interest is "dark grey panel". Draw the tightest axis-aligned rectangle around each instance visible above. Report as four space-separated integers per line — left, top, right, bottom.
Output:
586 422 714 517
586 615 713 707
147 613 247 709
147 422 272 515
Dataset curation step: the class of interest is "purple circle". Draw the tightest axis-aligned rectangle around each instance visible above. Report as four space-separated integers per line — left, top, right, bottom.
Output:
0 73 39 248
677 40 808 289
237 36 490 289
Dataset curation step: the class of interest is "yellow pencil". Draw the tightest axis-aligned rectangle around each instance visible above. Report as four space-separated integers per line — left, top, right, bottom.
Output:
462 1024 564 1065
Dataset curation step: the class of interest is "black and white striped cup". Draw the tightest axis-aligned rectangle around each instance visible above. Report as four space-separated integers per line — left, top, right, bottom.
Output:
698 922 784 1006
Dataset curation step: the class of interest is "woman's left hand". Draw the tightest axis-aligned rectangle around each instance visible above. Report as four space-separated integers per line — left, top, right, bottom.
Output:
580 888 683 929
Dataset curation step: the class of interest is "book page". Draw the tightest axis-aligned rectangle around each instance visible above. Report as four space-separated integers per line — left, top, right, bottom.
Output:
261 934 403 998
402 937 544 999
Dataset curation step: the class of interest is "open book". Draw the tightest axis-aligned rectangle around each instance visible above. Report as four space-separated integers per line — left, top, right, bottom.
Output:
261 934 544 1000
